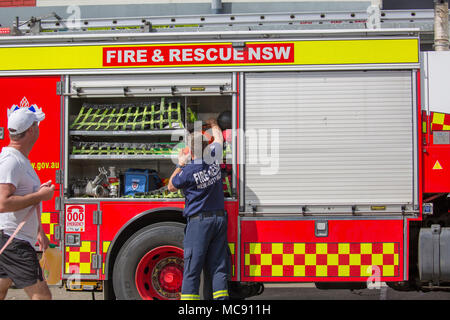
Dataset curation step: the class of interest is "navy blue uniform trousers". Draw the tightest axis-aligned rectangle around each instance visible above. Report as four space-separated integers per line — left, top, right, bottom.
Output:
181 212 229 300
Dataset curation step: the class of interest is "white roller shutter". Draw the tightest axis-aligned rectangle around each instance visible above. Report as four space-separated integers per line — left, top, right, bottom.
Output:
244 71 414 210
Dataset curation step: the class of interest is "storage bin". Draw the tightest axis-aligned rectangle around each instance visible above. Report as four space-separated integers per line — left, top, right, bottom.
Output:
124 169 150 195
124 169 162 195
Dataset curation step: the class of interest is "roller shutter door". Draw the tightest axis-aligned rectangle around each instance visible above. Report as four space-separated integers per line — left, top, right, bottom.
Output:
244 71 414 209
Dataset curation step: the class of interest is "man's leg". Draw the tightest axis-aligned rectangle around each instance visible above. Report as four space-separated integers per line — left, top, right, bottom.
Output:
201 268 213 300
23 279 52 300
0 237 51 300
181 217 211 300
0 232 12 300
0 278 12 300
206 215 229 300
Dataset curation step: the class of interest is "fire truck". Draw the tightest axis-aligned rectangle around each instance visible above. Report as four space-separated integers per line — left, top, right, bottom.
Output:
0 9 449 300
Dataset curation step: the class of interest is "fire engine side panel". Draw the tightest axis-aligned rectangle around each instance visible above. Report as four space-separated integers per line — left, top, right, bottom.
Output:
99 200 239 281
240 219 404 282
423 145 450 192
0 76 61 246
421 51 450 193
0 76 61 203
64 203 99 279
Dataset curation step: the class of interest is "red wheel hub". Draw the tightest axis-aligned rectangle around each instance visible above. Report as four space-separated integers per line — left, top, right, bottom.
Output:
159 265 183 292
135 246 184 300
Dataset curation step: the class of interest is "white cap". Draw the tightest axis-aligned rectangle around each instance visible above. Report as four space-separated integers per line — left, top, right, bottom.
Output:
7 106 45 134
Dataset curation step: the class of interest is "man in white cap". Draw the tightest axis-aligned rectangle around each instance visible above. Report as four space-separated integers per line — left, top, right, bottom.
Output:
0 105 55 300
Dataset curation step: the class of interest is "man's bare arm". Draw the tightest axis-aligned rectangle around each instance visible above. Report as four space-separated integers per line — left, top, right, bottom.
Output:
0 183 54 213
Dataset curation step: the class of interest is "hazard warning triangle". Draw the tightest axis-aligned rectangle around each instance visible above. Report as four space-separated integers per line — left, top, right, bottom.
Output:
433 160 443 170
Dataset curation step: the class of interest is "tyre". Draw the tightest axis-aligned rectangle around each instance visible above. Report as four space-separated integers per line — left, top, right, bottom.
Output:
112 222 185 300
386 281 417 292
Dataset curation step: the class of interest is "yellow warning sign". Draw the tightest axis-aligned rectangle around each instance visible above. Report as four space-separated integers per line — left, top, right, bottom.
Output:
433 160 443 170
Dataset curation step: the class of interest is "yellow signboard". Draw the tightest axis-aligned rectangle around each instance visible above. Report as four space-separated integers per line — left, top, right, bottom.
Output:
0 38 419 71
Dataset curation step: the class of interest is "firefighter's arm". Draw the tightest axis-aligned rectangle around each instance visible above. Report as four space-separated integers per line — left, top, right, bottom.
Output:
206 118 223 145
168 168 182 193
168 150 190 192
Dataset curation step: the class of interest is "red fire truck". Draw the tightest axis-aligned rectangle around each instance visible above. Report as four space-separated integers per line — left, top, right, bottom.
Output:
0 11 448 300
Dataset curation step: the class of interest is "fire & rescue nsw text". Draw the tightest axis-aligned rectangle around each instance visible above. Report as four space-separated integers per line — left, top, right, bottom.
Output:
103 43 294 66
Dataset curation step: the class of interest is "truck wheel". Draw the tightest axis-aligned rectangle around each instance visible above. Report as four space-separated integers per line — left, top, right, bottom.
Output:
386 281 417 292
112 222 185 300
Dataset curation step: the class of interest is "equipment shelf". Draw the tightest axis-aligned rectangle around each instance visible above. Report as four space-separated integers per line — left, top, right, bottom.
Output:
69 154 177 160
69 129 186 136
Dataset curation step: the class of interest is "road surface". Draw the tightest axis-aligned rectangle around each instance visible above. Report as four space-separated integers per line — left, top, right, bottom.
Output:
3 282 450 300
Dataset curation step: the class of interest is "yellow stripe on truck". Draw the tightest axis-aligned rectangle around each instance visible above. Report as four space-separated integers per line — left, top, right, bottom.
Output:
0 39 418 71
292 39 418 65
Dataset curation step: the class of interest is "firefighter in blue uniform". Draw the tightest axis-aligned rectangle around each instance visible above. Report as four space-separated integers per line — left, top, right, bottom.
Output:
168 118 228 300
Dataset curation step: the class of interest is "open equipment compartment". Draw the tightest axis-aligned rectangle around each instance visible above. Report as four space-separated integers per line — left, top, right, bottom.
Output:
64 73 234 200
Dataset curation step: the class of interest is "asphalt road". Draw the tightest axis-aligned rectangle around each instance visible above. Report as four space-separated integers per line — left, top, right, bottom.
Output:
3 282 450 300
250 283 450 300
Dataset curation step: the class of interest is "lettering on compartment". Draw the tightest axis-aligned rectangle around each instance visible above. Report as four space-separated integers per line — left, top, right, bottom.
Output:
103 43 294 66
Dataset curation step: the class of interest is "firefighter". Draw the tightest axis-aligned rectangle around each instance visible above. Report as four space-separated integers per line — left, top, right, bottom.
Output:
0 106 55 300
168 118 229 300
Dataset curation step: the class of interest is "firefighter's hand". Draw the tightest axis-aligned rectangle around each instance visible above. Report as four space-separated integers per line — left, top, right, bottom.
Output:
206 118 219 128
178 149 191 167
206 118 223 144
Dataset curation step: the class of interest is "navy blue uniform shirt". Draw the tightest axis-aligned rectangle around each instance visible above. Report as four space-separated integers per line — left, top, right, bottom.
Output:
172 143 225 217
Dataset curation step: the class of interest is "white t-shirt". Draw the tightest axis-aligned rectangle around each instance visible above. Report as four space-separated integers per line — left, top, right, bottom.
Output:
0 147 41 246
